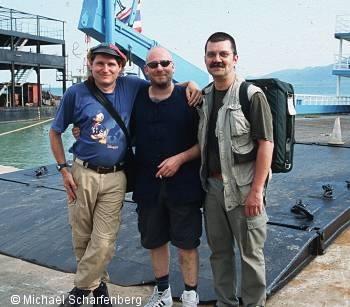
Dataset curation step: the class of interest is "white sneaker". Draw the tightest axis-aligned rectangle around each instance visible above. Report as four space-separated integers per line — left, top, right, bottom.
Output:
181 290 199 307
144 286 173 307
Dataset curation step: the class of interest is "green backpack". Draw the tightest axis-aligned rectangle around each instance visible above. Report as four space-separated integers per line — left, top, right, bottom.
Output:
239 78 296 173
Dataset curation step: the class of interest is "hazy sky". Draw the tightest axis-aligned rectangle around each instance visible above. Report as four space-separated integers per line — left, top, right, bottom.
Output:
1 0 349 87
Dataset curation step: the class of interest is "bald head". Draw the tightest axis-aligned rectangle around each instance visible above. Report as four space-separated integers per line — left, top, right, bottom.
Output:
146 46 172 62
144 46 175 89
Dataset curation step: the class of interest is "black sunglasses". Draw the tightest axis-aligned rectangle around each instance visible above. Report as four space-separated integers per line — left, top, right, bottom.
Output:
146 60 172 69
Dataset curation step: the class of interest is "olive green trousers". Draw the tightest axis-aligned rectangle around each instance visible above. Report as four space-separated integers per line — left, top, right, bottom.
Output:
204 178 267 307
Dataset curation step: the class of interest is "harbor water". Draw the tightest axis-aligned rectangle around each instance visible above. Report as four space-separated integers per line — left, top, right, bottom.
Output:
1 114 350 169
0 120 75 169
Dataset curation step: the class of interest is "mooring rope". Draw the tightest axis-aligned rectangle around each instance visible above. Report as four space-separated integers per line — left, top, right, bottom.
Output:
0 118 53 136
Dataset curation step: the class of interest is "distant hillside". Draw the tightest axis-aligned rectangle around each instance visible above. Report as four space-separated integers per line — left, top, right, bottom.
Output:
255 64 350 95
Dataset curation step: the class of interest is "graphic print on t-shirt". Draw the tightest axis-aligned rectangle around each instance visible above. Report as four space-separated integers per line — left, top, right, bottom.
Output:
90 112 108 144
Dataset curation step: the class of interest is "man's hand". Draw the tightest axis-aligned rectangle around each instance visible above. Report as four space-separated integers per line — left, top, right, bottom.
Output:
244 189 264 217
72 126 81 140
61 168 77 202
186 81 202 106
155 144 199 179
156 153 185 179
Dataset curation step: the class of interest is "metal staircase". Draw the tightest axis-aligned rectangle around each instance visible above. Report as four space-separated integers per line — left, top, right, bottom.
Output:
1 37 34 85
14 38 29 50
0 85 7 96
14 67 34 85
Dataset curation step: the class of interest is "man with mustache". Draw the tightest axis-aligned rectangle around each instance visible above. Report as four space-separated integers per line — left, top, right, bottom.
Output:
197 32 274 307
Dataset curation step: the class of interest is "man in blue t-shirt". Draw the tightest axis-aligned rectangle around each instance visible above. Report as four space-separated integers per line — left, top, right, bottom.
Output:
50 43 201 307
132 47 203 307
50 43 145 307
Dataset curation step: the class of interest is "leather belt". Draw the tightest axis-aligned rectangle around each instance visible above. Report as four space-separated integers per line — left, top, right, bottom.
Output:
74 157 124 174
209 171 223 180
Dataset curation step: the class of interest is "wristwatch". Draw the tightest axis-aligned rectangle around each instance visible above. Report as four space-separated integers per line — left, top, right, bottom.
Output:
56 163 68 172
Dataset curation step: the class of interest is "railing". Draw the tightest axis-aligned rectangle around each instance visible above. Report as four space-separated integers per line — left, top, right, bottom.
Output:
295 94 350 106
333 54 350 70
335 15 350 33
0 6 64 40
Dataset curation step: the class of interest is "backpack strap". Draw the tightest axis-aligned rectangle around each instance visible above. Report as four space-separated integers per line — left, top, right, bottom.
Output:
239 81 264 121
239 80 271 188
234 81 258 164
239 81 251 122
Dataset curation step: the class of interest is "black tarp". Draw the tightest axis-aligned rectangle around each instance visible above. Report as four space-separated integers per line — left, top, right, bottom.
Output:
0 144 349 301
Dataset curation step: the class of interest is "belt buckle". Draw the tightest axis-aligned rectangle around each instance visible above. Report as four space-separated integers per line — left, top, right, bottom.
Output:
96 166 107 173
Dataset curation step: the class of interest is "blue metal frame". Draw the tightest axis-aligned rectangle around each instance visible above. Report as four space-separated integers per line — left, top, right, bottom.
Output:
127 0 139 27
78 0 208 87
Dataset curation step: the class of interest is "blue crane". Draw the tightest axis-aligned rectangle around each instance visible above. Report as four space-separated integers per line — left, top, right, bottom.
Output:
78 0 209 87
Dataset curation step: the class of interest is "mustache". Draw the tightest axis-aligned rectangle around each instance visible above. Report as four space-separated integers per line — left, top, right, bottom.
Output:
209 62 225 68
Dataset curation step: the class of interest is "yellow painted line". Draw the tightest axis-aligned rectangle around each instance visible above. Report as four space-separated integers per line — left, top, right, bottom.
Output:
0 118 54 136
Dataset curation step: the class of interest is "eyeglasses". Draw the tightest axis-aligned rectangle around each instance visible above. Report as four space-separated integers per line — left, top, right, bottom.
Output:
205 51 233 59
146 60 172 69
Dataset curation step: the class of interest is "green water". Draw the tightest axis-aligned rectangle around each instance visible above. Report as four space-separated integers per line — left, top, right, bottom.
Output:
0 120 75 169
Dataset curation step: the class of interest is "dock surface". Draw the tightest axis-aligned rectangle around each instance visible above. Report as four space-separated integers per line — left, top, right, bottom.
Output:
0 114 349 307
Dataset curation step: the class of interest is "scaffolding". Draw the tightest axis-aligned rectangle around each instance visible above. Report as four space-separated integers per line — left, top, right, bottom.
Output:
0 6 66 107
332 15 350 96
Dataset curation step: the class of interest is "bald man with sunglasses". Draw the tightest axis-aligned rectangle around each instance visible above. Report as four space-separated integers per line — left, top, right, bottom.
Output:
131 46 203 307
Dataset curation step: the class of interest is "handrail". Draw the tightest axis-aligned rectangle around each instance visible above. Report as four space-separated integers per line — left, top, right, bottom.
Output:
333 54 350 70
335 15 350 33
333 63 350 70
295 94 350 106
0 6 64 40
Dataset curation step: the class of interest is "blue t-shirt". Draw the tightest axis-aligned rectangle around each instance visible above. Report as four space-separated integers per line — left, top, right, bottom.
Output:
51 76 148 167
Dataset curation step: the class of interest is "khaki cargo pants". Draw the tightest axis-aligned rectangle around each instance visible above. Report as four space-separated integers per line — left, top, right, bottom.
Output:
203 178 267 307
68 161 126 290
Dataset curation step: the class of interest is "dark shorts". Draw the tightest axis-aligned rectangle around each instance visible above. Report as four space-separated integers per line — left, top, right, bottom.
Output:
136 187 202 250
